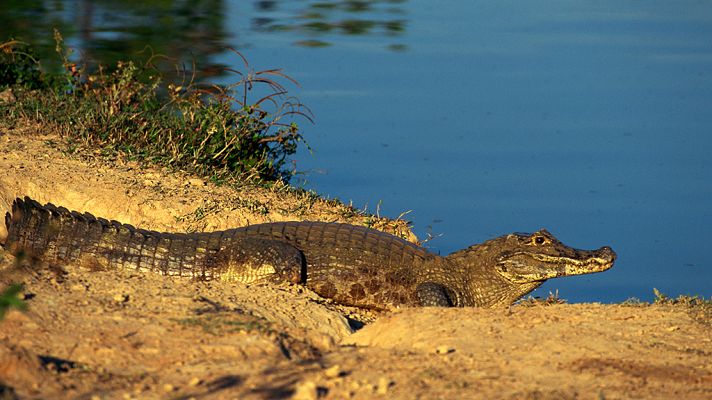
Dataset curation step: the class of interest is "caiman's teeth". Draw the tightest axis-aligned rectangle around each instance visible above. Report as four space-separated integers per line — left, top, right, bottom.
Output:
532 254 613 268
531 254 613 273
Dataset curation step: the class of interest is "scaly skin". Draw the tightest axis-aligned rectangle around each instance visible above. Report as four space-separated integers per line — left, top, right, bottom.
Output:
4 197 616 309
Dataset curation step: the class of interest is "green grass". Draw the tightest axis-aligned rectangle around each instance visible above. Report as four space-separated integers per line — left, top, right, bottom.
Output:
619 289 712 326
619 289 712 307
0 283 26 320
517 290 567 306
0 31 311 184
651 288 712 307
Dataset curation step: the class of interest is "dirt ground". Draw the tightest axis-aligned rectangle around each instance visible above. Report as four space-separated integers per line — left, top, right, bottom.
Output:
0 128 710 399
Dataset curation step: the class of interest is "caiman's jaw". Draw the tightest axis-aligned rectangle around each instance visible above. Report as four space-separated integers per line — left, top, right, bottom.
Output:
493 230 616 284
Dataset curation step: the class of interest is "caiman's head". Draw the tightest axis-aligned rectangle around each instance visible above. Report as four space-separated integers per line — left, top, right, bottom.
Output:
447 229 616 307
493 229 616 284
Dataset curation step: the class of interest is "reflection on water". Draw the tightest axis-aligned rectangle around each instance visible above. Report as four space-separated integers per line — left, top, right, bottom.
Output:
0 0 408 80
252 0 407 50
0 0 228 79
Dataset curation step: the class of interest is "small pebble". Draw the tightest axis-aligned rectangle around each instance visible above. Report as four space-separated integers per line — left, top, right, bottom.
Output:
163 383 175 392
376 377 392 394
0 88 16 104
291 380 317 400
188 377 202 387
324 365 342 378
435 345 455 355
69 283 86 292
113 293 129 303
188 178 205 187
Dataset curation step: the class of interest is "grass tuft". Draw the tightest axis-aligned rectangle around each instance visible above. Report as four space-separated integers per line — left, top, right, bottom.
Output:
652 288 711 307
0 31 312 183
517 290 567 306
0 283 27 320
651 288 712 326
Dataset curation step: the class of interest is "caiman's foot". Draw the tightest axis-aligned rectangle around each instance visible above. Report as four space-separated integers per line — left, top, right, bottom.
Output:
416 282 454 307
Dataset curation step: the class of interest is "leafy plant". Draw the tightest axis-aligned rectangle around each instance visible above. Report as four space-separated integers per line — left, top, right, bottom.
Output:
0 40 43 89
0 31 312 183
0 284 26 320
652 288 711 306
517 290 567 306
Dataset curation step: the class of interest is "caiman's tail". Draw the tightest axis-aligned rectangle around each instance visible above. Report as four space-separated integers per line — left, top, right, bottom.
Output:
6 197 156 269
3 197 303 283
5 196 82 259
4 197 219 278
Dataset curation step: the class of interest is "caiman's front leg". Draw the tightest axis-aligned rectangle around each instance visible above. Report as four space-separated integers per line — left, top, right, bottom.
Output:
415 282 454 306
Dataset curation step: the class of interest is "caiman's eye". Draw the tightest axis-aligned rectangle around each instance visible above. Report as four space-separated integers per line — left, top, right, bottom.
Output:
533 236 546 245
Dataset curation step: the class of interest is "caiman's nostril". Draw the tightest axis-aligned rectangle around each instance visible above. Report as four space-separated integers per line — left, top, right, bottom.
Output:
598 246 616 261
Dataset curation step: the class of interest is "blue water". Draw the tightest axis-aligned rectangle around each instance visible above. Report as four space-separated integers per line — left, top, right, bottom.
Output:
3 1 711 302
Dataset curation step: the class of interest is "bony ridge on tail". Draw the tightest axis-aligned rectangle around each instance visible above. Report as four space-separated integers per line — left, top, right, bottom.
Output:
4 197 615 310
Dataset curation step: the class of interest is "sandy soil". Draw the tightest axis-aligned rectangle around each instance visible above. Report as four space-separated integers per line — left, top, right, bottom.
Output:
0 128 710 399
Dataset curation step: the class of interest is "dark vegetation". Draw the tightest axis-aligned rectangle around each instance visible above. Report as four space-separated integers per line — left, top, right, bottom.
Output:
0 31 312 183
0 283 26 320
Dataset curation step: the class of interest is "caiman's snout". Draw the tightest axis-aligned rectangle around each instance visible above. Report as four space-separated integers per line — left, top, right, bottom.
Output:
562 245 616 277
552 244 616 280
594 246 617 264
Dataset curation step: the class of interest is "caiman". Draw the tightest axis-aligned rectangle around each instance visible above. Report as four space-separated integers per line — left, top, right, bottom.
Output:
3 197 616 309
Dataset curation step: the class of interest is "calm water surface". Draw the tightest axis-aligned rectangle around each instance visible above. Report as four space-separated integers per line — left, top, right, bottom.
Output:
3 1 710 302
